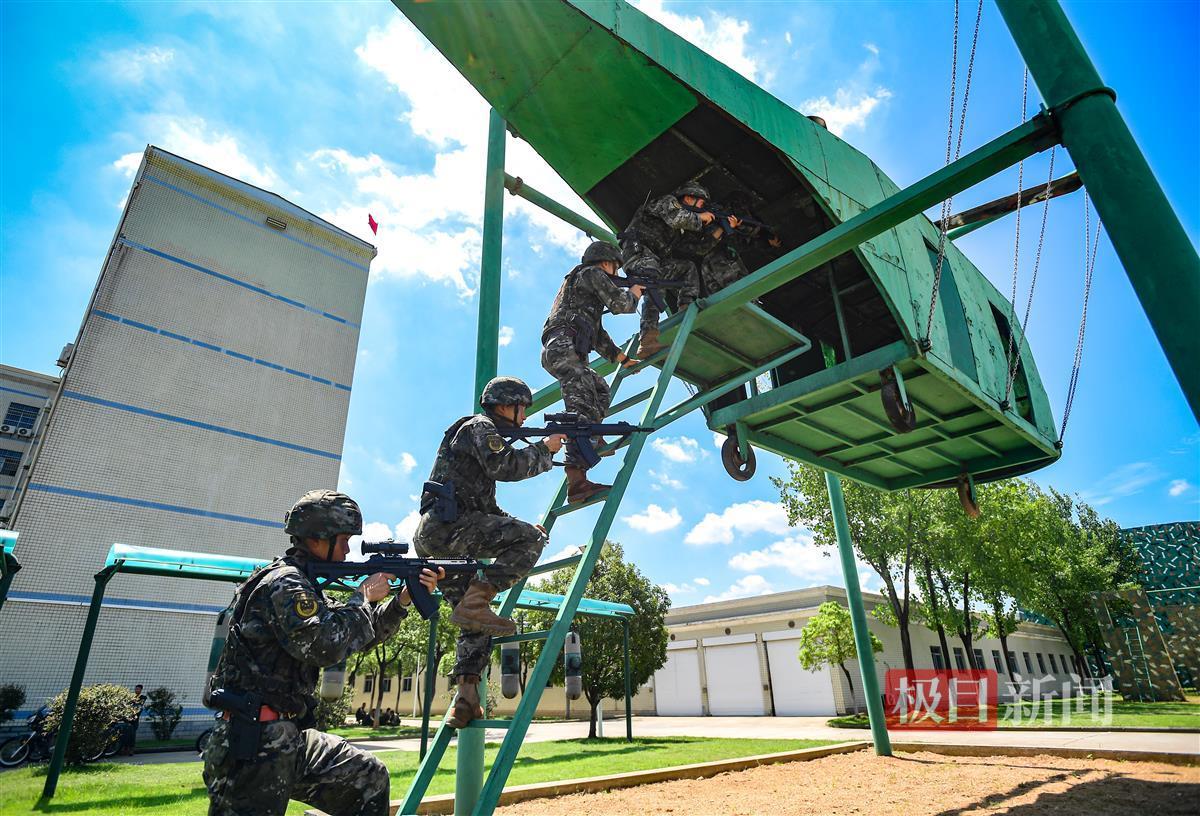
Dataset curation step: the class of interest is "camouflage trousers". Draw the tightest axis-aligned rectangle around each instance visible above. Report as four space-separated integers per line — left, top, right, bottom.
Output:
541 333 611 468
414 510 547 676
622 247 699 333
701 247 749 296
203 719 389 816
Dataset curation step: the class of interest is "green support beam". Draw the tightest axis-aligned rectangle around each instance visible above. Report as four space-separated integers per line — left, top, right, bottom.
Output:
824 474 892 756
420 612 439 759
504 174 616 242
997 0 1200 421
622 618 633 742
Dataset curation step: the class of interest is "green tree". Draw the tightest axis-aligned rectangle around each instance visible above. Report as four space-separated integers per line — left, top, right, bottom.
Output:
144 687 183 741
797 601 882 712
529 542 670 738
43 683 139 764
774 462 933 671
0 684 25 724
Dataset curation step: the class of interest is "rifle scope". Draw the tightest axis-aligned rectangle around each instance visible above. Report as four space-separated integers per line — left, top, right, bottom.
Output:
361 540 410 555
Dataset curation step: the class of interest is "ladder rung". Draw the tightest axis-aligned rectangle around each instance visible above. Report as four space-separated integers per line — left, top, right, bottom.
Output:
464 719 511 729
606 388 653 417
548 492 609 516
596 436 635 455
527 553 582 575
493 629 552 644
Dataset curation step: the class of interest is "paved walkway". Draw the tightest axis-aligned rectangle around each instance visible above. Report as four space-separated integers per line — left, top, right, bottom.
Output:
117 716 1199 765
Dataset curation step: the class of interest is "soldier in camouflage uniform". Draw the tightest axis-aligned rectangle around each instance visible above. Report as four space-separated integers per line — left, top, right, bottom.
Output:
413 377 566 729
203 490 443 816
620 183 734 356
699 189 782 296
541 241 641 503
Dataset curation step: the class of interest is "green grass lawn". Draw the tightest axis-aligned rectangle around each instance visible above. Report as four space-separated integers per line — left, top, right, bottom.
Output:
0 737 833 816
326 724 424 741
828 694 1200 730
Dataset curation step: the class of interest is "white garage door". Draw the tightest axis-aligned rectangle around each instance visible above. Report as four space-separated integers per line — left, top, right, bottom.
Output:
654 647 702 715
766 637 837 716
705 641 766 716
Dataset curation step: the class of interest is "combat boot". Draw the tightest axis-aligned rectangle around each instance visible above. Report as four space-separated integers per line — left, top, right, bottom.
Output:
450 580 516 636
446 674 484 729
565 465 610 504
637 328 664 358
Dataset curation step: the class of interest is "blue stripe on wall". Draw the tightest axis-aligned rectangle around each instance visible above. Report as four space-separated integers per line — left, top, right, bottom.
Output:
0 384 51 400
8 589 228 615
27 483 280 528
116 238 361 329
60 390 341 460
91 309 351 393
140 173 371 273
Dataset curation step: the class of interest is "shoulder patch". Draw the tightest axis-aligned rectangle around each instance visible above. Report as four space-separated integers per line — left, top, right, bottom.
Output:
294 594 319 619
486 434 506 453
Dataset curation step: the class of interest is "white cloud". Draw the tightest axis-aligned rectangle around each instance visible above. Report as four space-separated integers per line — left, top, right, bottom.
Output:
633 0 763 83
1082 461 1164 507
648 469 684 491
685 500 791 546
498 326 515 347
727 532 837 581
623 504 683 534
1168 479 1194 497
374 451 417 478
711 432 726 450
785 31 793 46
801 88 893 137
652 435 704 463
99 45 175 85
694 577 711 587
395 510 421 544
113 116 278 188
349 521 404 561
704 574 775 603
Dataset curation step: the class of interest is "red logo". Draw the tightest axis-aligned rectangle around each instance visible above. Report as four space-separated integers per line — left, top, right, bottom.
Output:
884 670 998 730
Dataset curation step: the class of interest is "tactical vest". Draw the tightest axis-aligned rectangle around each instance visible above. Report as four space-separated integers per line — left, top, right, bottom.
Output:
541 264 599 355
623 201 681 258
425 415 504 518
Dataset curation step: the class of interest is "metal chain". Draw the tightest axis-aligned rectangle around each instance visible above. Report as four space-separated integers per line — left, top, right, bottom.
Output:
1003 144 1057 403
1006 69 1029 369
1059 193 1101 444
923 0 984 347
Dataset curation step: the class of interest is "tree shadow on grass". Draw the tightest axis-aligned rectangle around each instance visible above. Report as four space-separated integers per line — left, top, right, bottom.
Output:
33 788 208 813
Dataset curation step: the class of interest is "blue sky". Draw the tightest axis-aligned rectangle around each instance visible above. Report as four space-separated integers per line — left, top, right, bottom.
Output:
2 1 1197 606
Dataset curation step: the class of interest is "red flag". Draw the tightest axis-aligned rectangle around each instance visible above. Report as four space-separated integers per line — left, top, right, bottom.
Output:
368 214 379 235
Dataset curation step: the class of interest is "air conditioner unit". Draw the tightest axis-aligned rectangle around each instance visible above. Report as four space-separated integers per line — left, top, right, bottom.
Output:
15 428 32 438
0 425 13 435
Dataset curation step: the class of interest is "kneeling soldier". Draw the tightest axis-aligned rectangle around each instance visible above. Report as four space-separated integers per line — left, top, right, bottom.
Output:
414 377 566 729
204 490 442 816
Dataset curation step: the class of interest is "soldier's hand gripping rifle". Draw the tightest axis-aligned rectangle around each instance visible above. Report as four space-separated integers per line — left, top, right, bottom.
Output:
683 202 777 243
503 411 654 469
611 275 687 312
302 540 480 619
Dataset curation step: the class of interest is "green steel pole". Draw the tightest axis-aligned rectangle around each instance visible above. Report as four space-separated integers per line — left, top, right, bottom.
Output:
503 174 616 243
997 0 1200 420
459 106 507 816
622 619 632 742
420 612 440 760
823 473 892 756
43 568 116 799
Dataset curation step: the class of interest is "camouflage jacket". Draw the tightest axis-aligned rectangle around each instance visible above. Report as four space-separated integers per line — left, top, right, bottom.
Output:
423 414 554 519
622 194 707 258
210 549 407 717
541 263 638 361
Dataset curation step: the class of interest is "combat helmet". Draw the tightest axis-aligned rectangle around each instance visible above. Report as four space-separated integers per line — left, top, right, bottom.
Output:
581 241 623 266
674 182 710 201
284 490 363 539
480 376 533 408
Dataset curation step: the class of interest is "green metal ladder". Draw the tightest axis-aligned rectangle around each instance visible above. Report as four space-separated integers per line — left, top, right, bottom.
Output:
399 303 765 815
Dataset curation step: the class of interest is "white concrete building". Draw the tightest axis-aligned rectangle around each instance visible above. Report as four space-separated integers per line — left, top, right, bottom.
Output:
0 147 374 730
0 364 58 522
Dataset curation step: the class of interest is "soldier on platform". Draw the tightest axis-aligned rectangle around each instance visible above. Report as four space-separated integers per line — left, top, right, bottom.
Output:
620 183 731 356
413 377 566 729
203 490 443 816
541 241 642 503
699 189 782 297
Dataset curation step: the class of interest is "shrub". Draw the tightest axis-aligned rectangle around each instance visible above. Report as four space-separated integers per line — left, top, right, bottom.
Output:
315 686 354 731
145 687 183 741
0 684 25 724
44 684 139 763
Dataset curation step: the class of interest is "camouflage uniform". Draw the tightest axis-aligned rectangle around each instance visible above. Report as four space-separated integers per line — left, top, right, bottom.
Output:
540 262 639 466
204 547 406 815
700 196 780 296
413 415 553 675
620 194 706 332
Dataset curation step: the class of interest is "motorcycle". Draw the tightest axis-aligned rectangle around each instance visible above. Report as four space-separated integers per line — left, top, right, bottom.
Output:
0 706 53 767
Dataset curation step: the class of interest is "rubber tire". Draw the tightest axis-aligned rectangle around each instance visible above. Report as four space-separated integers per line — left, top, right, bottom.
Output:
101 726 122 758
721 436 757 481
880 377 917 434
196 728 212 756
0 737 30 767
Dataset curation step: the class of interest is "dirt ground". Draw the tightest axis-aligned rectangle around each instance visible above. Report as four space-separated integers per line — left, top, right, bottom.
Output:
497 750 1200 815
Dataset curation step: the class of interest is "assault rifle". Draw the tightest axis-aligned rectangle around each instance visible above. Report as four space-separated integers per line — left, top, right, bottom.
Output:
503 411 654 469
302 540 480 619
682 202 777 243
612 275 686 312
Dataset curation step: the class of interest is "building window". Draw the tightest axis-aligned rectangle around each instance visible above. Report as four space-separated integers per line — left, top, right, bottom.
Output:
930 646 945 670
973 649 985 671
364 677 374 693
1023 652 1033 673
1008 652 1017 674
953 647 966 670
0 450 20 477
1036 653 1047 674
3 403 38 431
402 677 413 692
1049 654 1059 673
381 678 392 693
991 650 1004 673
